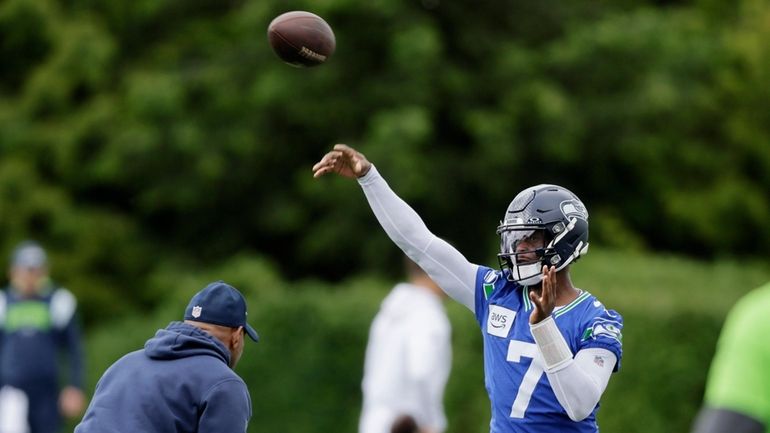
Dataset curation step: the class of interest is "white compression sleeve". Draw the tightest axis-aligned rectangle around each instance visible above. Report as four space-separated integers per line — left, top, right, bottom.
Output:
358 166 478 312
546 347 617 421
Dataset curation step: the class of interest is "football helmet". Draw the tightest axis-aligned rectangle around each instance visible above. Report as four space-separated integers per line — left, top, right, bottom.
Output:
496 184 589 285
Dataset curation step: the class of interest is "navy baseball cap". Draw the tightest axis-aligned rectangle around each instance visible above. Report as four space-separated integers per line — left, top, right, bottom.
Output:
184 281 259 342
11 241 48 269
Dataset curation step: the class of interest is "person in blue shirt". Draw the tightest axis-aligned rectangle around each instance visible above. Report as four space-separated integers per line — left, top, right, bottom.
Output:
74 280 259 433
313 144 623 433
0 241 86 433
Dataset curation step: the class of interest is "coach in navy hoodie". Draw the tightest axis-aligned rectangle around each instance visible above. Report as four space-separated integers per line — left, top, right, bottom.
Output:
74 281 259 433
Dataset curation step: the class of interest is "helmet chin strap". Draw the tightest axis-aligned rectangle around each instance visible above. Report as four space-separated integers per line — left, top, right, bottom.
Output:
512 262 543 285
512 241 589 286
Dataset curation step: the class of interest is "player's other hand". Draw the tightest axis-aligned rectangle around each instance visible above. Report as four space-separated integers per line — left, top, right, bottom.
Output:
529 265 557 324
313 144 372 179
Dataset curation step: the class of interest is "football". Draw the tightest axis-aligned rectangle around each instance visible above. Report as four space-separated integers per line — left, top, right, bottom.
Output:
267 11 336 67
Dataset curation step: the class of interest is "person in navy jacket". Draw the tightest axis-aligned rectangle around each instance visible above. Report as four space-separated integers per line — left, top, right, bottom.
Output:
0 241 86 433
74 281 259 433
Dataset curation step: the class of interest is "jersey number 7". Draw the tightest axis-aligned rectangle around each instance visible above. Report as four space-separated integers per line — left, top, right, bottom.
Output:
507 340 545 418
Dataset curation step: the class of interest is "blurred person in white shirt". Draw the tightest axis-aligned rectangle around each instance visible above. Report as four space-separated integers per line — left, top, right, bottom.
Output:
359 257 452 433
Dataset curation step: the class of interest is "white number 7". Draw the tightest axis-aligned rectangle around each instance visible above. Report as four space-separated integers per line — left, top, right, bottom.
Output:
506 340 545 418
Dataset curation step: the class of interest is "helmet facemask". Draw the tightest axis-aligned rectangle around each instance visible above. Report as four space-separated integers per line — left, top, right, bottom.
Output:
496 225 555 286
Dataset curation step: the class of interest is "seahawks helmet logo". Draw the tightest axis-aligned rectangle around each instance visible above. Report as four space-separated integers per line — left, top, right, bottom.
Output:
561 200 588 220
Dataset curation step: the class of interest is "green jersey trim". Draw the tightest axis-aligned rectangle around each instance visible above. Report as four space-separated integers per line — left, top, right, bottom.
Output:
483 284 494 300
522 287 533 311
554 291 591 318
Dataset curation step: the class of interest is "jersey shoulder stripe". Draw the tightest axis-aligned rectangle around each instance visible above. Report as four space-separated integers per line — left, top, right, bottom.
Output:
553 291 591 318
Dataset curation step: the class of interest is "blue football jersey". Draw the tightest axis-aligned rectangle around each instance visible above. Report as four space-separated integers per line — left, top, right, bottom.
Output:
473 266 623 433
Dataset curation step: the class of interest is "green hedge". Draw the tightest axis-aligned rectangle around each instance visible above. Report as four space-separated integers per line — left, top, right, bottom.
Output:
597 311 722 433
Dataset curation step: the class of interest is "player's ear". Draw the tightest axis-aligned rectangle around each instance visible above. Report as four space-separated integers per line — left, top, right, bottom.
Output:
232 326 244 347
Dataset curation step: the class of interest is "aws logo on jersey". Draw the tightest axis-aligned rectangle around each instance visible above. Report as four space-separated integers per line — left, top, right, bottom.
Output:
487 305 516 338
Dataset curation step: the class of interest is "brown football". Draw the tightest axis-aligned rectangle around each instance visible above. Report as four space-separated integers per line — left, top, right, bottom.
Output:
267 11 336 67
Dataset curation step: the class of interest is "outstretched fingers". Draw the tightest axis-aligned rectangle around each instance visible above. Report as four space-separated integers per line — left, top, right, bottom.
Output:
542 265 555 304
333 144 368 175
312 150 343 178
529 265 557 324
333 143 356 154
313 144 371 178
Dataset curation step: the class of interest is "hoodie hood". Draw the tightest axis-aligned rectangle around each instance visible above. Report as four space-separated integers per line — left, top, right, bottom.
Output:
144 321 230 366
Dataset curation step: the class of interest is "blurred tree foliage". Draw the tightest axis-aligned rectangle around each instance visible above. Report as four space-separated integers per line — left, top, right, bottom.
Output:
0 0 769 322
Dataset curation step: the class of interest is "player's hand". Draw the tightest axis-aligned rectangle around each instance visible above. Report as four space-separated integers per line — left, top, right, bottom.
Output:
529 265 557 324
59 385 86 418
312 144 372 179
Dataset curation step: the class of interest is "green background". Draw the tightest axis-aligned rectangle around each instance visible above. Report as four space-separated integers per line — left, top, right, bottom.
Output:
1 0 769 431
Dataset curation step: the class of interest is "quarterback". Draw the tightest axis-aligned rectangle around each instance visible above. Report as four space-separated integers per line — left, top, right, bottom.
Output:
313 144 623 433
